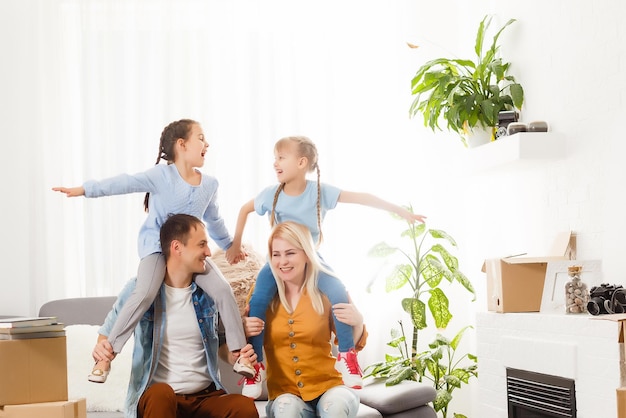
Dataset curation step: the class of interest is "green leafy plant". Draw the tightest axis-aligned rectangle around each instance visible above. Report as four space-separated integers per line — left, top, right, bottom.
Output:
365 210 475 357
409 15 524 144
364 208 476 417
366 321 478 418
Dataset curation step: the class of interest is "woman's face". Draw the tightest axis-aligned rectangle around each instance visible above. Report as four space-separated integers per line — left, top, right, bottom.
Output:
271 236 308 285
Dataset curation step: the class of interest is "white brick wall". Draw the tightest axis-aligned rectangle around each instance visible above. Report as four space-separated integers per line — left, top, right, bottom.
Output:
477 312 621 417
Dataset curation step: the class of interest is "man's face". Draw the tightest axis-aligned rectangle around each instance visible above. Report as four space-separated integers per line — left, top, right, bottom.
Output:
180 225 212 274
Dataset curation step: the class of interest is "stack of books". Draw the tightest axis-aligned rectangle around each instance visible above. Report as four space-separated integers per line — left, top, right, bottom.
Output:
0 316 65 340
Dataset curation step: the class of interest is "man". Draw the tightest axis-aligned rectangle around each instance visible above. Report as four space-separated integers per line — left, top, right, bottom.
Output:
93 213 259 418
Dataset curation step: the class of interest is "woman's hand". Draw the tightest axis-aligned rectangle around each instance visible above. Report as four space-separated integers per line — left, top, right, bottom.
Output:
243 316 265 337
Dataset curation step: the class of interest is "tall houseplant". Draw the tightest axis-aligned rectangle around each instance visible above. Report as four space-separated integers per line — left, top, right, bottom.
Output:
409 15 524 147
363 208 477 416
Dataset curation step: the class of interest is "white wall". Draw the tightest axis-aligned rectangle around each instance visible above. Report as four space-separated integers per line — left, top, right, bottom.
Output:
1 1 36 315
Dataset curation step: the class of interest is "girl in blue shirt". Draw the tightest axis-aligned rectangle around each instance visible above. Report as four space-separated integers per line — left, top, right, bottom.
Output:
226 135 426 398
53 119 253 383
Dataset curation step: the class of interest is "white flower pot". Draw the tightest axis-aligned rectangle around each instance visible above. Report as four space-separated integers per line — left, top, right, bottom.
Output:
464 127 494 148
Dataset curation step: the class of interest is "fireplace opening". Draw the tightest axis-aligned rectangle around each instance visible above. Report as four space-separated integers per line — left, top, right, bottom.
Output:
506 368 576 418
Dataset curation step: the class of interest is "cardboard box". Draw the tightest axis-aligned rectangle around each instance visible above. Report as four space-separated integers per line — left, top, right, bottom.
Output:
0 399 85 418
0 337 68 406
618 387 626 418
482 232 575 313
595 315 626 417
593 313 626 386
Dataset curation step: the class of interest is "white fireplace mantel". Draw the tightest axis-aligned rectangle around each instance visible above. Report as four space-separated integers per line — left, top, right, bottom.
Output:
476 311 622 418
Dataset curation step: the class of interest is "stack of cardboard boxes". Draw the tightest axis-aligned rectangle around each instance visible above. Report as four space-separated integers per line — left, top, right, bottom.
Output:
0 334 85 418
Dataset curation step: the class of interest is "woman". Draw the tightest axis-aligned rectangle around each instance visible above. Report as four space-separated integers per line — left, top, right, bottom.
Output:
244 221 367 417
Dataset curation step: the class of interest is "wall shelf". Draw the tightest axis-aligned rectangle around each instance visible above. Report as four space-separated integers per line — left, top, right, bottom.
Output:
466 132 566 172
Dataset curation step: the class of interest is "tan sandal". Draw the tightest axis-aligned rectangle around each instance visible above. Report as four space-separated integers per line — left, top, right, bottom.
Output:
88 360 110 383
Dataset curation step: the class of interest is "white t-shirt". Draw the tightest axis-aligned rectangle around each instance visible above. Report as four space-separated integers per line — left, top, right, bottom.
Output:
152 284 212 394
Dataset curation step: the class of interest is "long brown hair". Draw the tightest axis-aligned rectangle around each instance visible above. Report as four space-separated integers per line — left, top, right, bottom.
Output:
269 136 323 246
143 119 198 212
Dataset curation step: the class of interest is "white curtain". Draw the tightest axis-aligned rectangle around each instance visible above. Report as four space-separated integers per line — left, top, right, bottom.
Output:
17 0 442 346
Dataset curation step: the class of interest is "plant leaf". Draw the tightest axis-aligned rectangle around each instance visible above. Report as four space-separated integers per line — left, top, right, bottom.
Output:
444 374 462 388
431 243 458 271
451 270 476 300
433 389 453 412
509 82 524 108
368 242 397 258
450 325 473 350
402 222 426 240
387 335 406 348
428 228 457 246
428 288 452 329
386 264 412 292
450 367 473 384
385 366 417 386
402 297 427 329
422 254 445 287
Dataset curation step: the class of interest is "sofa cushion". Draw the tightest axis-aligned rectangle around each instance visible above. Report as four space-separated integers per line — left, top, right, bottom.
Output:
252 399 383 418
358 379 436 415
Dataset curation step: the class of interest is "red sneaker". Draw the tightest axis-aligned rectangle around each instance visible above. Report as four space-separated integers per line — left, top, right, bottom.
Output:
335 349 363 389
241 362 266 399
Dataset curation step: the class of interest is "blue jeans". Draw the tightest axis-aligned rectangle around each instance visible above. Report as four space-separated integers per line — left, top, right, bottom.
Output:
248 261 354 361
266 386 359 418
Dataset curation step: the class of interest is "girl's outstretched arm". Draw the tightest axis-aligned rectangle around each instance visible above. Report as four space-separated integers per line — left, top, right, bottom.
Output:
52 186 85 197
337 191 426 223
225 199 255 264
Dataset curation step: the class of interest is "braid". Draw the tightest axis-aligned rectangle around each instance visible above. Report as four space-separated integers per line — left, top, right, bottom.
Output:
270 183 285 227
315 165 322 247
143 119 197 212
143 152 163 212
273 135 322 245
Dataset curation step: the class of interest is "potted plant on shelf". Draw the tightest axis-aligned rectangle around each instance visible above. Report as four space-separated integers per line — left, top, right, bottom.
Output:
409 15 524 148
363 207 477 417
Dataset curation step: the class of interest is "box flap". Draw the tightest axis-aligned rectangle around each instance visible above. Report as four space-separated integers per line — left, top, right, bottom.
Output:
548 231 576 258
482 231 575 268
503 255 570 265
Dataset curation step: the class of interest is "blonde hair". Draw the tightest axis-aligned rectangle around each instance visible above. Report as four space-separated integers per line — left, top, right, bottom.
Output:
270 136 323 246
268 221 335 315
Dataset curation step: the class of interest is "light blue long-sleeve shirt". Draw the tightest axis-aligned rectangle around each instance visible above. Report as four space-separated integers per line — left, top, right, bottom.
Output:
99 278 224 418
83 164 232 258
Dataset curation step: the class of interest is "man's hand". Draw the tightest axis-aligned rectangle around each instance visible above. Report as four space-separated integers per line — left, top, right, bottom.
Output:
228 343 257 366
92 335 115 363
332 302 364 327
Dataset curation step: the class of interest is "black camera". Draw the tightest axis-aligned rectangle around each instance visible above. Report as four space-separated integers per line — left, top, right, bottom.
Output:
587 283 626 315
495 111 519 139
